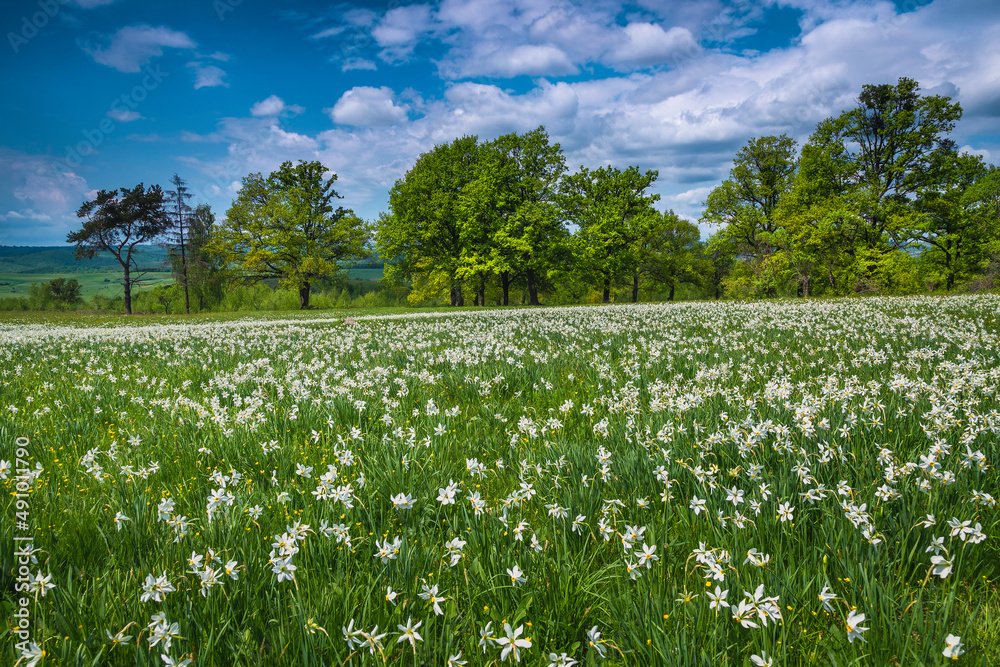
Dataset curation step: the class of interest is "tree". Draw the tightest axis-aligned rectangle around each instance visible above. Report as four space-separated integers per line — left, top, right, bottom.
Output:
379 136 481 306
461 127 567 305
914 150 992 290
69 183 170 315
181 203 225 311
560 165 660 303
701 135 797 296
211 161 370 309
164 173 194 314
639 211 704 301
804 77 962 259
47 278 84 306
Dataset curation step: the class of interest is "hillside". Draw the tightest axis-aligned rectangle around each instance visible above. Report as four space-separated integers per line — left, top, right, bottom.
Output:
0 245 171 273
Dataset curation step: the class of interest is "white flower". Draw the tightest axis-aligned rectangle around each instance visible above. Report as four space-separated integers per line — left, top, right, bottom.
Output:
706 585 729 612
419 583 446 615
391 492 415 510
845 610 868 643
943 634 964 660
818 585 837 612
114 512 132 531
507 564 527 586
20 641 45 667
496 623 531 662
548 652 578 666
586 625 606 658
395 617 423 649
930 554 953 578
750 652 773 667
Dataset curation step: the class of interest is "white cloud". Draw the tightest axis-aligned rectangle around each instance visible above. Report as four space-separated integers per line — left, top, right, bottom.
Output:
605 23 700 70
342 58 378 71
250 95 304 117
0 149 94 244
373 4 435 61
453 44 578 78
327 87 409 126
188 63 228 89
82 25 195 73
171 0 1000 237
107 109 143 122
0 209 52 222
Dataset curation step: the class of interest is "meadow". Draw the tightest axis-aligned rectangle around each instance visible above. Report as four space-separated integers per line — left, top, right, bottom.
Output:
1 296 998 666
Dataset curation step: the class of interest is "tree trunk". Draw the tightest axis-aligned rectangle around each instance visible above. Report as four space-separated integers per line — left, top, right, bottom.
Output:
602 276 611 304
450 279 464 306
180 222 190 315
526 268 540 305
631 273 639 303
668 284 676 302
299 283 310 309
123 265 132 315
803 277 809 298
478 273 485 307
500 272 510 306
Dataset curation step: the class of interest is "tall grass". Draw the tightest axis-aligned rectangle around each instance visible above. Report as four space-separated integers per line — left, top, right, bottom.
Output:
1 295 998 666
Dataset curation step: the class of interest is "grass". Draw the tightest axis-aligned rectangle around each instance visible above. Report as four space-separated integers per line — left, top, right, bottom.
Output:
1 295 998 666
0 271 175 300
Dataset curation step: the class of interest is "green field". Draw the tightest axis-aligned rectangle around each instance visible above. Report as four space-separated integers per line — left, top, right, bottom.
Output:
2 296 998 666
0 246 383 303
0 271 175 299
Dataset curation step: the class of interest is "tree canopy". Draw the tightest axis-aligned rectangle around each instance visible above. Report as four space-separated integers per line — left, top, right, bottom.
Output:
211 160 370 309
68 183 170 315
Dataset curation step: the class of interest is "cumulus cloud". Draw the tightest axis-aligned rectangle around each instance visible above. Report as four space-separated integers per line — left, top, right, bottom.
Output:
373 4 435 61
605 23 701 70
250 95 304 117
327 87 409 126
81 25 195 73
0 149 95 244
174 0 1000 235
188 62 228 89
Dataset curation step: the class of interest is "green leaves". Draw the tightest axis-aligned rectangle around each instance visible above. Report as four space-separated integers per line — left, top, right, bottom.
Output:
214 160 371 309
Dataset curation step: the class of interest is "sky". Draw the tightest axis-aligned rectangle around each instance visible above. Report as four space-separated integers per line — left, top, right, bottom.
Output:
1 0 998 246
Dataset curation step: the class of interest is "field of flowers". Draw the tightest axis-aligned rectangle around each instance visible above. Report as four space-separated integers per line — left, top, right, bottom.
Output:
2 296 999 666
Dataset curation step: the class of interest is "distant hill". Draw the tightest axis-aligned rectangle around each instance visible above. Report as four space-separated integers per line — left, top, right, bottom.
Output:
0 245 171 273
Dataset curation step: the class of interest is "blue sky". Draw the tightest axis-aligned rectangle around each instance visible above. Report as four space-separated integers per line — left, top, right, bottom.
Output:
1 0 998 246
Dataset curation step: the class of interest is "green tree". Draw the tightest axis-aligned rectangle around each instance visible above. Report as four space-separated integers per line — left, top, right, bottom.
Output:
560 165 660 303
379 136 480 306
639 211 704 301
212 161 370 309
69 183 170 315
701 135 798 296
914 150 992 290
184 203 225 310
461 126 567 305
803 77 962 284
47 277 84 306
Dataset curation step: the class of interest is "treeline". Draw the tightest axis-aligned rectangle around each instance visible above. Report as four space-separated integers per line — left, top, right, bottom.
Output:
380 77 999 305
379 128 708 306
6 77 996 315
704 77 1000 297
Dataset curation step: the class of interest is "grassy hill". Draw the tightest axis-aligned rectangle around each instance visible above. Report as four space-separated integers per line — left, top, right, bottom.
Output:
0 245 171 273
0 246 383 299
